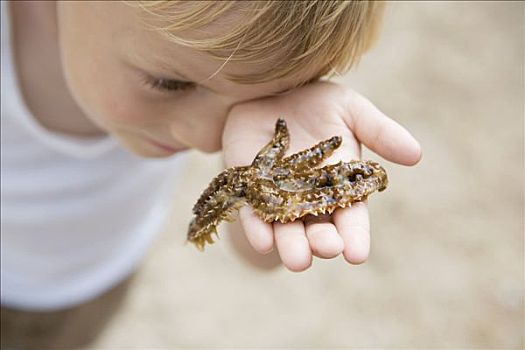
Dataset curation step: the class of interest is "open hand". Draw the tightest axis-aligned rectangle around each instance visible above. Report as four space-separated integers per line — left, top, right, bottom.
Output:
222 81 421 271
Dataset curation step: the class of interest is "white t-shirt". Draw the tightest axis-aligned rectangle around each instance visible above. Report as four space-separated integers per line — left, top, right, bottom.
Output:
0 2 186 311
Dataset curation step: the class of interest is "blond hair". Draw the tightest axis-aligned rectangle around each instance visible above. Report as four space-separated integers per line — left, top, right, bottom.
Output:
133 1 385 85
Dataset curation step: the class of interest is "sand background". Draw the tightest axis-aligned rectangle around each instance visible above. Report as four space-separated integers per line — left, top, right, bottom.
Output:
91 2 524 349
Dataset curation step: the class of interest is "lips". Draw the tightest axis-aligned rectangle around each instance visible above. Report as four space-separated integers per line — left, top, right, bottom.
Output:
146 137 180 153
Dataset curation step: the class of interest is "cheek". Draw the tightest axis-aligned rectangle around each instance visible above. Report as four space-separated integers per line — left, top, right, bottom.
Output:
62 52 160 130
58 17 155 130
97 86 154 127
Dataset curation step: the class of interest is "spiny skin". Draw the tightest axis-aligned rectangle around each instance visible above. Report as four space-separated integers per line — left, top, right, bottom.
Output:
187 118 388 250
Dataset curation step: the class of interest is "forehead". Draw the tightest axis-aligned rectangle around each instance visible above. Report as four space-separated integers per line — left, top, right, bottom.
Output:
115 2 307 98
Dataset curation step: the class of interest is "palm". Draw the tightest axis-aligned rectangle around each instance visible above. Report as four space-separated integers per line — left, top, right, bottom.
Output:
222 82 421 271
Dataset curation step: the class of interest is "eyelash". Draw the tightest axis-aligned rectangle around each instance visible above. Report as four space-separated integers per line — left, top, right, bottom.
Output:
143 75 196 93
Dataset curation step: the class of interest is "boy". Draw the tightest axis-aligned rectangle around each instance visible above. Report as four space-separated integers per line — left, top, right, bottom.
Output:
1 1 421 348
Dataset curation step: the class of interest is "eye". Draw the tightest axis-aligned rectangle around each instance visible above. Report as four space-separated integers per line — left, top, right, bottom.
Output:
143 75 196 93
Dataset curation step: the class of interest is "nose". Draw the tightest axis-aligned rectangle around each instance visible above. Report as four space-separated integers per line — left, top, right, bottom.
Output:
166 111 226 153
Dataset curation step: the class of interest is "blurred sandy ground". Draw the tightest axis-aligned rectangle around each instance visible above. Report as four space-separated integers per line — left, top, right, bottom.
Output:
90 1 524 349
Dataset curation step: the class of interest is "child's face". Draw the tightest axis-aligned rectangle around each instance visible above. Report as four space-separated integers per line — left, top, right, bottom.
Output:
57 2 303 157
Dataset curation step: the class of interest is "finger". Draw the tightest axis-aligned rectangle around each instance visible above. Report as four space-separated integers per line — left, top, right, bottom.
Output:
333 202 370 264
239 206 274 254
344 92 422 166
304 214 344 259
274 221 312 272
